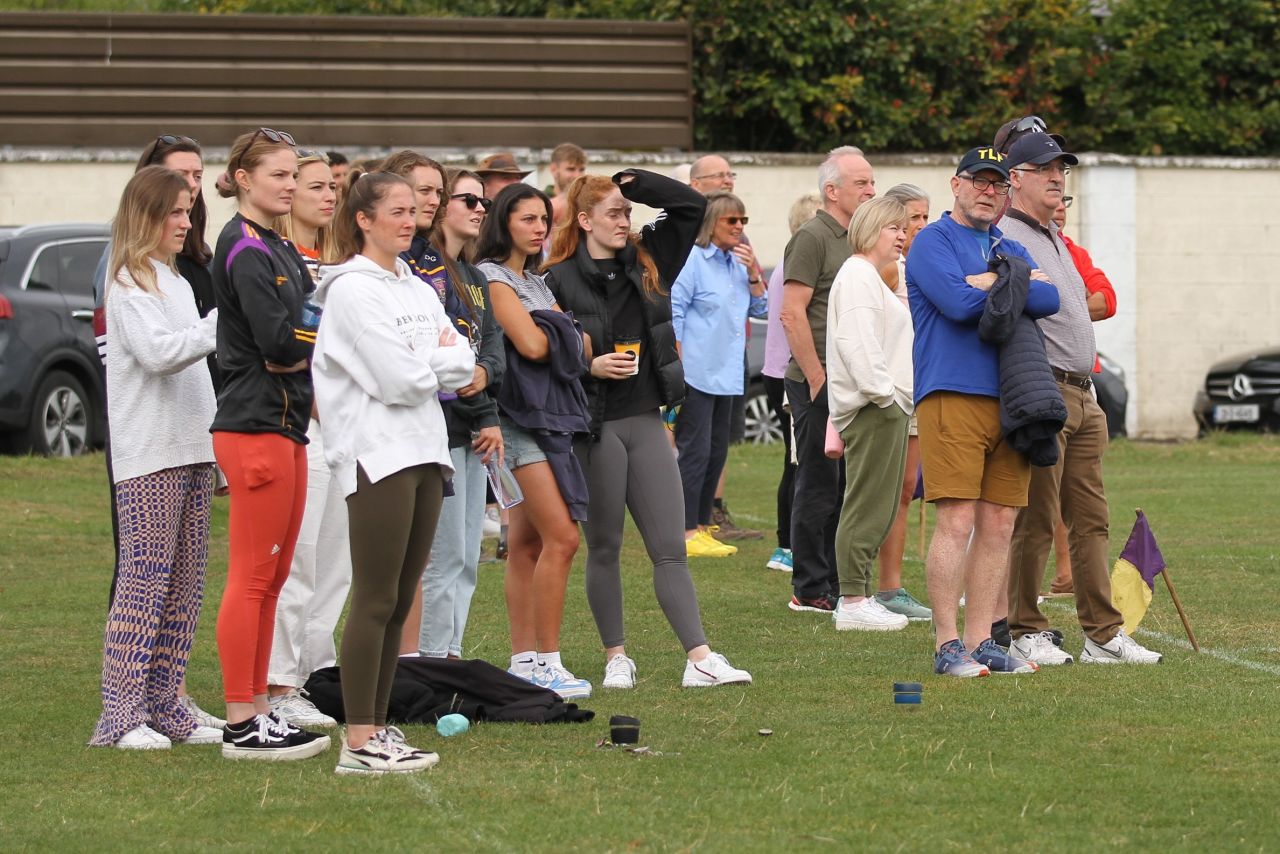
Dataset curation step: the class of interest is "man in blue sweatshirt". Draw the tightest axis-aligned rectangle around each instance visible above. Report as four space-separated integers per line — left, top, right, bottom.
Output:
905 147 1060 678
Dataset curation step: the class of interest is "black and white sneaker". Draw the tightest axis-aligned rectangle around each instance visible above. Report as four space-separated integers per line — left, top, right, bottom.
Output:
222 713 330 761
334 727 439 776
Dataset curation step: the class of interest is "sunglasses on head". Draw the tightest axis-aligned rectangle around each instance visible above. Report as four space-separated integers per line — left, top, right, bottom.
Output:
156 134 199 147
451 192 492 211
250 127 297 147
719 215 749 226
1014 116 1047 134
295 148 329 163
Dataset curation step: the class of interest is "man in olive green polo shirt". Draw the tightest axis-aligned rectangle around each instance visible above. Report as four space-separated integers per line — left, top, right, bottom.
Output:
780 146 876 612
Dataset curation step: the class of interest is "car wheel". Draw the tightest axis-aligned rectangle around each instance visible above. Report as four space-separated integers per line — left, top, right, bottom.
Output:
28 370 93 457
743 387 782 445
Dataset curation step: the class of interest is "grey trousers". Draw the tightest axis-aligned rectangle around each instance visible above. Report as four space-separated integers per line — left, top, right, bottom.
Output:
574 411 708 652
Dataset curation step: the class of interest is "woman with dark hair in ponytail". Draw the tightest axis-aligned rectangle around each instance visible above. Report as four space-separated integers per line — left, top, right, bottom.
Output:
210 127 330 761
314 170 475 774
544 171 752 690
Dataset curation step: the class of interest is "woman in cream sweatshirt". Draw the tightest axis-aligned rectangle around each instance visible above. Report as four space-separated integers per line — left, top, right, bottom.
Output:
825 197 915 633
312 171 474 776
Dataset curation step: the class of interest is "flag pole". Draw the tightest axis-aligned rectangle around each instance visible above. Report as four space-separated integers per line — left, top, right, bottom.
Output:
1160 568 1199 652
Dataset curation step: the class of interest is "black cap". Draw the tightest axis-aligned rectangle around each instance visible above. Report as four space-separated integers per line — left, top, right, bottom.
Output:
1006 133 1080 169
955 147 1010 178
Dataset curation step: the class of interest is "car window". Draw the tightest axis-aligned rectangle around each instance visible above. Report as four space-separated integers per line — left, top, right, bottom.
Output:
58 240 109 302
25 245 59 291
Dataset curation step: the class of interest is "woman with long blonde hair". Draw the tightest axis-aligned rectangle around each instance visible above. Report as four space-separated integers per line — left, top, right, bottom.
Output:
90 166 222 750
543 170 752 689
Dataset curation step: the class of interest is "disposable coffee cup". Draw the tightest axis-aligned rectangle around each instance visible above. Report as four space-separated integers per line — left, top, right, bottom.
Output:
609 714 640 745
614 337 641 375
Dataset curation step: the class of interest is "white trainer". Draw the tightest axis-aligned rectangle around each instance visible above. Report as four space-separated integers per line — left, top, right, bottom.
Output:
833 597 909 631
1010 631 1075 666
1081 628 1163 664
177 724 225 745
682 652 752 687
269 689 338 727
178 694 226 729
602 654 637 689
116 724 171 750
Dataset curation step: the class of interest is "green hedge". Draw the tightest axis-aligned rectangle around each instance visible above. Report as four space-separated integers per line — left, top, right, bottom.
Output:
35 0 1280 155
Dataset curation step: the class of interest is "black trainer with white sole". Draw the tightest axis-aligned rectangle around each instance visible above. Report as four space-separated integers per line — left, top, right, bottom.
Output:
222 713 330 761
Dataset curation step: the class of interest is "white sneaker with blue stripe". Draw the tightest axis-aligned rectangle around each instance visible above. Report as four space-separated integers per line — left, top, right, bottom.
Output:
532 663 592 700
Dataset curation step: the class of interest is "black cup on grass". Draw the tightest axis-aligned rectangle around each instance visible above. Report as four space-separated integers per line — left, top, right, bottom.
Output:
610 715 640 744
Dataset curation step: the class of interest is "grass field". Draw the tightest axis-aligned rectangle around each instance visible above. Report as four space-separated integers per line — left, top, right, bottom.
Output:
3 436 1279 851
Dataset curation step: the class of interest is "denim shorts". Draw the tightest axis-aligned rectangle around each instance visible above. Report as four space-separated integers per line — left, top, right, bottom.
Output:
499 417 547 469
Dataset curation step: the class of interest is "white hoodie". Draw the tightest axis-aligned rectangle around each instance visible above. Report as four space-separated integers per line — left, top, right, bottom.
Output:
312 254 476 497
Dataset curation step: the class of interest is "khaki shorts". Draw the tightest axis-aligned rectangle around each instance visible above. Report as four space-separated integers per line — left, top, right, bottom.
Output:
916 392 1030 507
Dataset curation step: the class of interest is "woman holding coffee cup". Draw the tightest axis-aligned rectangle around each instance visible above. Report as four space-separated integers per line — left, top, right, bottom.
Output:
544 170 752 690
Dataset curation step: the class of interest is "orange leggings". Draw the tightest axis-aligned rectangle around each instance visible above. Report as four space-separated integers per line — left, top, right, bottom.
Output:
212 432 308 704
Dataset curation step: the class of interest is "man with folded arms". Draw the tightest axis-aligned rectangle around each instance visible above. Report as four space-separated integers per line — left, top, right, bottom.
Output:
998 133 1162 666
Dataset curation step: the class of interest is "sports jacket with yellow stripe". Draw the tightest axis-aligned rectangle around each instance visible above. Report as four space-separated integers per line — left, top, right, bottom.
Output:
210 214 315 443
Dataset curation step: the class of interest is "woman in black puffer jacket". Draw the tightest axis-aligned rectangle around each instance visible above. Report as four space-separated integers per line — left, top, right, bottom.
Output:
543 169 752 691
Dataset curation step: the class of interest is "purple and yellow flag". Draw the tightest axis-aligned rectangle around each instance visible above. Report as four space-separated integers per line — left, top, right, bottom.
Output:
1110 510 1166 634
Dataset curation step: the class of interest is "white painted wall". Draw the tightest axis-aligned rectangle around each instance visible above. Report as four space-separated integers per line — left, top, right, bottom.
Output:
3 150 1276 439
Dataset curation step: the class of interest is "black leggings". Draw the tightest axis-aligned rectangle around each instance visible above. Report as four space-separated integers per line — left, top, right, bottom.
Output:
340 463 443 726
764 375 795 549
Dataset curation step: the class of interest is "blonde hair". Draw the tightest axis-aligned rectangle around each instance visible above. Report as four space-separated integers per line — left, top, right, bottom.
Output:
695 191 746 248
108 166 190 296
847 197 908 255
275 155 336 262
787 193 822 235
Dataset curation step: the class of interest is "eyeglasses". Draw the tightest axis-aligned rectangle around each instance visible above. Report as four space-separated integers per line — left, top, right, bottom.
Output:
249 127 296 147
959 174 1011 195
1013 163 1072 177
694 171 738 182
451 192 492 211
1062 195 1074 208
156 134 199 147
719 216 749 225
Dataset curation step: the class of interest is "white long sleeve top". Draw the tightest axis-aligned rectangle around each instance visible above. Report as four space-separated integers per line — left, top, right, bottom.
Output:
826 255 914 432
104 258 218 482
312 254 476 497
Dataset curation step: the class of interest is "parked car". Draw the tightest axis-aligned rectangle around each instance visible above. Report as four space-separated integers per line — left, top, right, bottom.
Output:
0 223 110 456
1094 352 1128 439
1193 347 1280 433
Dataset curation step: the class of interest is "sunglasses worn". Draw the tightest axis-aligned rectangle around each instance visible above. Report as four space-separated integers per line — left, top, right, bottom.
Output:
720 215 749 225
451 192 492 211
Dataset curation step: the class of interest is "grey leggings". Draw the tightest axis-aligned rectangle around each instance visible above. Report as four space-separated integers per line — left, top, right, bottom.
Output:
575 411 708 652
341 463 444 726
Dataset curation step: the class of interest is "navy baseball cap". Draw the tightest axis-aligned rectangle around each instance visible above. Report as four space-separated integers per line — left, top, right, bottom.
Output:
1006 133 1080 169
955 147 1010 178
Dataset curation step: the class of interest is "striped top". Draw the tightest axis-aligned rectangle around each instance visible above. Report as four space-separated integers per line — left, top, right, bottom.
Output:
477 260 557 312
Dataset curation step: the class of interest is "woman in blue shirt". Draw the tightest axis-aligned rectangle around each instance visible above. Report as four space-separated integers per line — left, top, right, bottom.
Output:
671 192 767 558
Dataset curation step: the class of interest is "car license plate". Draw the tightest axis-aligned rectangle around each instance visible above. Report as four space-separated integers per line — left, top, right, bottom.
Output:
1214 404 1260 423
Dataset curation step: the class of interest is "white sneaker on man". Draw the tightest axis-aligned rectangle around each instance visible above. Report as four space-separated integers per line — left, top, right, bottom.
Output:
1010 631 1075 666
602 654 637 689
1080 628 1163 664
833 597 909 631
682 652 752 687
116 724 171 750
269 689 337 727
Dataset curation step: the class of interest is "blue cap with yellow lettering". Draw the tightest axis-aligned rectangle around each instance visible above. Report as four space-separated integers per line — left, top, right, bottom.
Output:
955 147 1010 178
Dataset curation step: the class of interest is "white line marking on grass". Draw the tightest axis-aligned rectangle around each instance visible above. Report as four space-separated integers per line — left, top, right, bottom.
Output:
1136 628 1280 676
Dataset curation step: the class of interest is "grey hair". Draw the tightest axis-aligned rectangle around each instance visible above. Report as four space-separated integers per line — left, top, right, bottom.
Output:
883 183 930 205
817 145 865 194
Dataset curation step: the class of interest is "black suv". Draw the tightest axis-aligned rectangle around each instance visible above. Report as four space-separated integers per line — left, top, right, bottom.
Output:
0 223 110 456
1193 347 1280 433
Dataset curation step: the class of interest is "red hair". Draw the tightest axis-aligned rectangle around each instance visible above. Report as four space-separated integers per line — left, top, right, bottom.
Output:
544 175 663 299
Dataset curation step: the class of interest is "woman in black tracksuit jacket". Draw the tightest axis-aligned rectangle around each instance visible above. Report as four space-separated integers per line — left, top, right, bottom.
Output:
543 169 752 690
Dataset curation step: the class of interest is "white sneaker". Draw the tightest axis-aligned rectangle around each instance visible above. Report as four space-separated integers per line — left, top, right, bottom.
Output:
531 663 593 700
334 727 439 776
1010 631 1075 666
269 689 337 727
116 724 172 750
177 724 225 745
1080 628 1163 664
682 652 752 687
833 597 909 631
482 507 502 538
178 694 226 729
602 654 637 689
